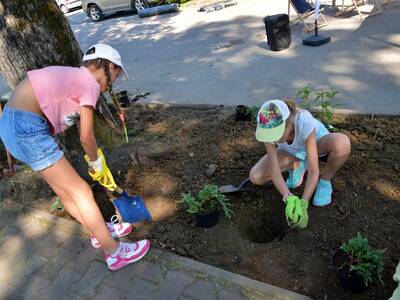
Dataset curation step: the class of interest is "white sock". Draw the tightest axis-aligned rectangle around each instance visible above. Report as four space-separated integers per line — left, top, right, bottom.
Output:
111 242 123 257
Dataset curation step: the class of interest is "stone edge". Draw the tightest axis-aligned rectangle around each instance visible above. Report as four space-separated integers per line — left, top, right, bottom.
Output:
18 203 311 300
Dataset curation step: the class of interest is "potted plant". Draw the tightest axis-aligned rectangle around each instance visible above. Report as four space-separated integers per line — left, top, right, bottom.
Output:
178 184 233 228
235 105 251 121
331 233 385 293
235 105 259 122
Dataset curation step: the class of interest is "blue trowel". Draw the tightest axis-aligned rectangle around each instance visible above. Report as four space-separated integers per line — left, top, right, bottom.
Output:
112 186 152 224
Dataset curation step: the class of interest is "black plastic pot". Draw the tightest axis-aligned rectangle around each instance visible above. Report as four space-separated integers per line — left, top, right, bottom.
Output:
331 249 368 293
235 105 251 121
195 208 219 228
115 90 130 108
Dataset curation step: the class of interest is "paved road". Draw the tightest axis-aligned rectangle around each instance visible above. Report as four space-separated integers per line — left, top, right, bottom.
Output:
1 0 399 114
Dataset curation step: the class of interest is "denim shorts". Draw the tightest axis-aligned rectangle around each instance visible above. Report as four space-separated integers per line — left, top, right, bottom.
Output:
0 107 63 171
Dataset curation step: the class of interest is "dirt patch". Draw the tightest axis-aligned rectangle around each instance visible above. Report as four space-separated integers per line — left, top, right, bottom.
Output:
3 104 400 299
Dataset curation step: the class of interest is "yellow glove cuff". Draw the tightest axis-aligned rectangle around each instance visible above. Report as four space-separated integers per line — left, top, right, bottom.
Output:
84 148 117 191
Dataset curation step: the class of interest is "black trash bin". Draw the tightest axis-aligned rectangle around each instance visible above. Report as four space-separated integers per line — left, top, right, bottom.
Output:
264 14 291 51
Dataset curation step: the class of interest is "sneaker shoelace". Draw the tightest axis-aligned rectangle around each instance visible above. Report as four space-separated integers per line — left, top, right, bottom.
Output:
117 242 138 258
106 215 122 234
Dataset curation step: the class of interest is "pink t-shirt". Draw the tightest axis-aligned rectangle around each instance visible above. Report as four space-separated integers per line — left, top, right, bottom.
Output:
27 66 100 134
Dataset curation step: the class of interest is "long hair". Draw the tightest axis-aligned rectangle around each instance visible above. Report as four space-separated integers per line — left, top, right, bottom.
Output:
282 97 297 124
82 52 123 119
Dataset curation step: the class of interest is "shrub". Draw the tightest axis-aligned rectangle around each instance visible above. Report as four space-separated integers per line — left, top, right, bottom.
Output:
339 233 385 287
178 184 233 217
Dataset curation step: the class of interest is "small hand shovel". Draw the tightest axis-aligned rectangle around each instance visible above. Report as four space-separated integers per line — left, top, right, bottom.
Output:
219 177 251 193
112 186 152 224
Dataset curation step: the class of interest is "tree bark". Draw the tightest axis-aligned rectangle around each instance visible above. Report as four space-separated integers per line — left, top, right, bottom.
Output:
0 0 82 88
0 0 121 162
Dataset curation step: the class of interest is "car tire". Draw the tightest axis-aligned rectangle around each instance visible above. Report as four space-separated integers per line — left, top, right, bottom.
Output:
60 5 69 14
88 4 103 22
134 0 149 11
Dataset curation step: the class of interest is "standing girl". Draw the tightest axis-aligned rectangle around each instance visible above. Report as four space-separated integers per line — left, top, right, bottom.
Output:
0 44 150 271
249 99 350 228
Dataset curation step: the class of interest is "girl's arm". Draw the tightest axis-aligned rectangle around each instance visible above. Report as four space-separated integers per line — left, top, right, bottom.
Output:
265 143 291 198
79 105 98 161
302 129 319 201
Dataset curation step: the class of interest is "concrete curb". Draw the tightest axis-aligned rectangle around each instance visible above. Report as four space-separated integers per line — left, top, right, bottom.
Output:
151 249 311 300
20 203 311 300
134 101 400 117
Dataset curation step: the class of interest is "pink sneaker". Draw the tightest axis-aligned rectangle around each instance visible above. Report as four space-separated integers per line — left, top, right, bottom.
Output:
90 222 133 248
105 240 150 271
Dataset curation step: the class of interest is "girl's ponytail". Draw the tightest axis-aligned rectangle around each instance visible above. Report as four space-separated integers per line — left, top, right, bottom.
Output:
100 60 123 120
282 97 297 122
82 56 123 122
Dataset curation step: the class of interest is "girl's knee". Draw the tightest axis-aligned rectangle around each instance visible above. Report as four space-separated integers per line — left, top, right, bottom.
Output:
249 167 267 185
334 134 351 158
69 180 94 201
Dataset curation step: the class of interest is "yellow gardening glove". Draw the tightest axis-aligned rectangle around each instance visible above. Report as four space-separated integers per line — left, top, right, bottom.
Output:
84 148 117 191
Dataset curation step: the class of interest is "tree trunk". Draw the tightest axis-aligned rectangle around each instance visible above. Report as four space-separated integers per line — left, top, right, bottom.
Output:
0 0 82 88
0 0 122 171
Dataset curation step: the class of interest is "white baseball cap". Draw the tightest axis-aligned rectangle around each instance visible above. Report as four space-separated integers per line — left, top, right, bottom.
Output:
82 43 128 80
255 99 291 142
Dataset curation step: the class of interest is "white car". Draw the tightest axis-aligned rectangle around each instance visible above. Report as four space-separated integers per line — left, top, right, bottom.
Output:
56 0 83 14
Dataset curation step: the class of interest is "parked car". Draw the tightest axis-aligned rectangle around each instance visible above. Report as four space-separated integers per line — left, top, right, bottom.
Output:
56 0 83 14
82 0 163 22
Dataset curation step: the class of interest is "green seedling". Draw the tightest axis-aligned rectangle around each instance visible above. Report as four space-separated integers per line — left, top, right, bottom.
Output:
177 184 233 217
339 233 385 287
297 85 341 130
315 88 340 128
50 197 65 213
296 84 312 110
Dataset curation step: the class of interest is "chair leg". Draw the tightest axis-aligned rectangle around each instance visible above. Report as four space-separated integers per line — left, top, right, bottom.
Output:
319 13 329 27
370 0 383 15
352 0 364 19
301 17 313 32
335 0 361 18
338 0 383 19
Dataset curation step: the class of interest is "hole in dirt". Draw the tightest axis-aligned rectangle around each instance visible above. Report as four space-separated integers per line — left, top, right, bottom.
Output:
246 210 289 243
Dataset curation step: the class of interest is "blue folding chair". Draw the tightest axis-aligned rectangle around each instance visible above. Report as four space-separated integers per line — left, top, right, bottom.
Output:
288 0 328 32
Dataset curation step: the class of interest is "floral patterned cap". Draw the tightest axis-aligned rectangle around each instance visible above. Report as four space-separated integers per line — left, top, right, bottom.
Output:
255 100 290 142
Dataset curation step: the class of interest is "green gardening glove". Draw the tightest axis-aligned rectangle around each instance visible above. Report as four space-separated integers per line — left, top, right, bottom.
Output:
296 199 309 229
285 195 302 227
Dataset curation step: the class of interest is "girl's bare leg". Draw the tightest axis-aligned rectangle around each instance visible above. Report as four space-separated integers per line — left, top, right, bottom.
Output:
40 157 118 254
249 150 298 185
317 133 351 181
46 181 85 224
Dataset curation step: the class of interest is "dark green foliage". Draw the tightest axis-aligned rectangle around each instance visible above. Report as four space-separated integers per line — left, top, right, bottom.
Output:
296 84 312 111
248 105 259 123
178 184 233 217
339 233 385 287
296 85 341 129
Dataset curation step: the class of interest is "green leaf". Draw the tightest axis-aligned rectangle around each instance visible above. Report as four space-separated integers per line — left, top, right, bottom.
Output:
340 233 385 287
50 197 65 213
177 185 233 217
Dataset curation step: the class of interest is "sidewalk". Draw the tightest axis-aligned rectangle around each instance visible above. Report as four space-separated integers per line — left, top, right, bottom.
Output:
0 204 310 300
